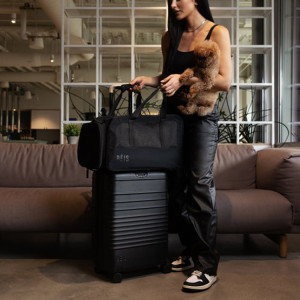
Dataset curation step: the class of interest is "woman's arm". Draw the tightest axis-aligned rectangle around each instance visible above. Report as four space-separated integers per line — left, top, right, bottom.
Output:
185 26 232 92
130 31 170 92
211 26 232 91
130 75 160 91
161 25 232 97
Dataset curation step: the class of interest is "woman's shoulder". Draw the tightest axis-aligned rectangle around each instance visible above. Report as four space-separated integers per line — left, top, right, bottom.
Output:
209 24 230 42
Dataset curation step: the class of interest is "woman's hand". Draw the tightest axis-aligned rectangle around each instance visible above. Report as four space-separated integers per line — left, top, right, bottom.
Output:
129 76 145 93
160 74 182 97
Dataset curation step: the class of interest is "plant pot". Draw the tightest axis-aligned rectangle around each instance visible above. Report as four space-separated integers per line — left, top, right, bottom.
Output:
67 136 78 144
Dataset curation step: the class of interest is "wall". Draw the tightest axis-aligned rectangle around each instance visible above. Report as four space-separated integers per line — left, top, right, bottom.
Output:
19 87 60 111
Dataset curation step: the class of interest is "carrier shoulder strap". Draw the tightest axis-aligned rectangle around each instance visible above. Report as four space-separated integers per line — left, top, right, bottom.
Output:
205 24 218 41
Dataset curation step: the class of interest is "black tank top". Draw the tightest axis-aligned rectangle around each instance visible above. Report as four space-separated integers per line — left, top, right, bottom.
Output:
165 24 219 115
168 24 218 76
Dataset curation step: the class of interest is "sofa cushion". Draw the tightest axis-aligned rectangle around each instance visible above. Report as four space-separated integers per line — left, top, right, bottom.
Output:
0 143 92 187
216 189 292 233
0 187 92 232
214 144 257 190
256 148 300 225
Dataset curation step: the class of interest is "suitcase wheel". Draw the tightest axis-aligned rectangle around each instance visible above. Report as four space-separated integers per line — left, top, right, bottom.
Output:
160 263 171 274
111 272 122 283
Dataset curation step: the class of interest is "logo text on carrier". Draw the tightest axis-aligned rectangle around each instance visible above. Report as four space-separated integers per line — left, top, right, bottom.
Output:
116 154 130 162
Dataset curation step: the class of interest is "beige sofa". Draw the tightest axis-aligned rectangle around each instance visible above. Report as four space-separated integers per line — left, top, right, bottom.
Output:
214 144 300 257
0 143 92 232
0 142 299 257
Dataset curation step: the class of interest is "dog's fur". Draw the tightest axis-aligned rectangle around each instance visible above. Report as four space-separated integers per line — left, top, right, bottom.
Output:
178 40 220 116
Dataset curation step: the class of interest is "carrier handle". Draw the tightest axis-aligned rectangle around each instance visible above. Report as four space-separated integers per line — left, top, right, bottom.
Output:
130 86 164 120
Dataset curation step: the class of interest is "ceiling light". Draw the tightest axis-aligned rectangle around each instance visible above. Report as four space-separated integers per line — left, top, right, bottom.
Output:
71 70 75 82
50 54 55 63
29 37 44 49
25 90 32 100
11 12 16 24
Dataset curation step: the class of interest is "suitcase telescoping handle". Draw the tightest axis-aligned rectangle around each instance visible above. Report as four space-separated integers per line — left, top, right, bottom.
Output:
108 83 164 119
108 83 141 116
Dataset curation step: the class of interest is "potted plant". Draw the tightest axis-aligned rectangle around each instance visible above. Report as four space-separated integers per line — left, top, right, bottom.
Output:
63 124 81 144
0 126 9 141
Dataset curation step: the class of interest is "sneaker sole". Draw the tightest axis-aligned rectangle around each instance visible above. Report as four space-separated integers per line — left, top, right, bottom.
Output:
171 264 194 272
182 277 217 291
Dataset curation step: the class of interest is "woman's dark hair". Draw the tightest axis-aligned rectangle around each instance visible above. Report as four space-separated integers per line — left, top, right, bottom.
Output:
164 0 214 76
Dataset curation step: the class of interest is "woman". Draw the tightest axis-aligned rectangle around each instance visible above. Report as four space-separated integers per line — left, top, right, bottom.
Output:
130 0 232 292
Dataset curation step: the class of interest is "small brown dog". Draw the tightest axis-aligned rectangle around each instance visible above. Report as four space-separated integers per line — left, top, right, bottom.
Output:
178 40 220 116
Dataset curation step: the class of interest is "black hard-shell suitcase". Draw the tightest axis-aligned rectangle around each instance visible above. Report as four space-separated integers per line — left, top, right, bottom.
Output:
92 170 171 283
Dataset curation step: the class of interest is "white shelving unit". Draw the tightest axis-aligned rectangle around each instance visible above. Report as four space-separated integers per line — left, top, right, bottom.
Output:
291 1 300 142
61 0 167 143
279 0 299 144
211 0 274 144
61 0 275 145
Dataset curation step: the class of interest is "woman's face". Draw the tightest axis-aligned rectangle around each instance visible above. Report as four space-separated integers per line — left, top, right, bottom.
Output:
169 0 198 20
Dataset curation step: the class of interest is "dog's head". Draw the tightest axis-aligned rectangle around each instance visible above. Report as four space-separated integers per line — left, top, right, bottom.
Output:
194 40 220 68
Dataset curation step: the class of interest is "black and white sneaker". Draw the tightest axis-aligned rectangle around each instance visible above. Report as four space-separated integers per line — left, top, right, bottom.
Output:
182 270 217 291
171 256 194 272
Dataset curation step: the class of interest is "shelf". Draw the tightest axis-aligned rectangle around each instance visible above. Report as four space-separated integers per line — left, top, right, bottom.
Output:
211 7 237 17
134 1 167 7
239 83 272 89
239 7 272 17
134 45 161 54
134 8 167 17
65 5 271 18
64 45 161 55
99 9 131 17
63 120 91 124
64 44 271 55
64 83 123 88
99 46 131 54
63 82 273 90
230 45 272 54
64 7 97 18
64 83 96 87
218 121 273 125
64 45 97 54
65 7 167 18
211 7 272 17
229 83 272 89
239 45 272 54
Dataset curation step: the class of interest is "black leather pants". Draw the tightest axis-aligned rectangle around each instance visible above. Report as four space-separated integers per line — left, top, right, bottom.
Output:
168 103 219 276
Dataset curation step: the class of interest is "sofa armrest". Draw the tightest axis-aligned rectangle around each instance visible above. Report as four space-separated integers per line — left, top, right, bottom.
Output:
256 148 300 225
